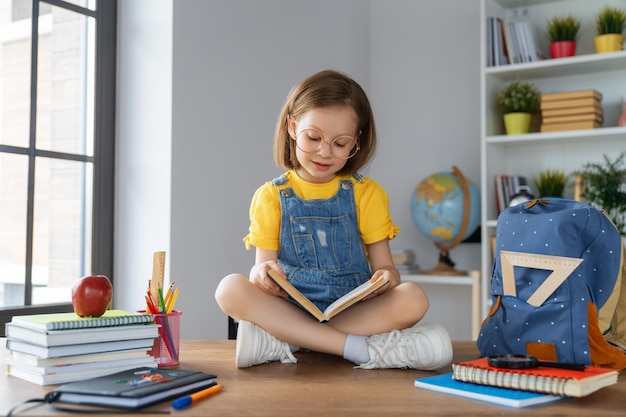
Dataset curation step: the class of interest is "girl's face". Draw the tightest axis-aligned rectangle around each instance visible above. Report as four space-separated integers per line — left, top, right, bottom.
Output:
288 105 359 184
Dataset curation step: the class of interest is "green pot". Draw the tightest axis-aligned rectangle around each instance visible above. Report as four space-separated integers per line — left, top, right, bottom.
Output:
503 112 531 135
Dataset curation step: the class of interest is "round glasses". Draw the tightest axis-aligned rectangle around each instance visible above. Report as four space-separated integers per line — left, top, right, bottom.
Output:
293 129 360 160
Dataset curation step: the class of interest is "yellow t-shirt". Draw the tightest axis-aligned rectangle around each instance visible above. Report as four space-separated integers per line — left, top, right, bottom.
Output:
244 171 400 251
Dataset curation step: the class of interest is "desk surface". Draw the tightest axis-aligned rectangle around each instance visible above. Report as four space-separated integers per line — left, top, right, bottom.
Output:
1 339 625 416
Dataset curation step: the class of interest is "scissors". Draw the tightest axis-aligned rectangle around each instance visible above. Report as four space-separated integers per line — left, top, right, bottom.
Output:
487 354 586 371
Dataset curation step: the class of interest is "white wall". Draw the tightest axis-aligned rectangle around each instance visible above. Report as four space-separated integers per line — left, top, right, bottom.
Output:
116 0 481 340
115 0 173 312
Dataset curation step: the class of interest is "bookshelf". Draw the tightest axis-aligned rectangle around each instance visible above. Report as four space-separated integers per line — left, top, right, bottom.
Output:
402 272 481 340
480 0 626 319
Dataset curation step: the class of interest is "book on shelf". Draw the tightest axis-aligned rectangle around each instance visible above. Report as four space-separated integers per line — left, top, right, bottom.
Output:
541 104 603 118
540 97 600 110
267 269 389 322
489 19 541 65
8 309 154 331
452 357 618 398
6 355 159 386
50 367 217 410
506 21 522 63
540 121 602 133
5 322 160 347
541 89 602 103
542 113 604 125
494 174 527 214
486 17 493 66
414 373 561 408
395 264 421 274
5 337 156 358
8 347 149 367
487 17 509 67
392 249 417 265
514 21 531 62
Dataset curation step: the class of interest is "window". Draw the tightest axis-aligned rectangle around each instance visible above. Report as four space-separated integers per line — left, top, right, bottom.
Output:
0 0 115 334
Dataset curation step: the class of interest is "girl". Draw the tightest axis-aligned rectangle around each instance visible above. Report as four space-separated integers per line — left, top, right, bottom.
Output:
215 70 452 370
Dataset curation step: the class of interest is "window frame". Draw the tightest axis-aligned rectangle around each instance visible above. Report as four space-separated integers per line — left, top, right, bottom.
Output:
0 0 116 334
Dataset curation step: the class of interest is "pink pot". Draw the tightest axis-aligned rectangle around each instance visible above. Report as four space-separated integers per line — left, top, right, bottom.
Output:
550 41 576 59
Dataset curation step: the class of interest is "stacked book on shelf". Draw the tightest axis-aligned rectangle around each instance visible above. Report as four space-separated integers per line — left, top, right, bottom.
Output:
540 90 603 133
392 249 420 274
487 17 540 67
5 310 160 385
493 174 528 214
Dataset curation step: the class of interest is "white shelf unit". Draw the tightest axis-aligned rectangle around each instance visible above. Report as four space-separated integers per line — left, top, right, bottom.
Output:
402 271 481 339
480 0 626 320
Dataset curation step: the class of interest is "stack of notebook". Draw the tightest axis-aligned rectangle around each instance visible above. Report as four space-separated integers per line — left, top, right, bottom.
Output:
415 356 618 408
540 89 603 133
5 310 160 385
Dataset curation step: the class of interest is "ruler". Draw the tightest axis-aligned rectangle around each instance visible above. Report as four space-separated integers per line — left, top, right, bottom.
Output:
500 250 583 307
151 251 166 297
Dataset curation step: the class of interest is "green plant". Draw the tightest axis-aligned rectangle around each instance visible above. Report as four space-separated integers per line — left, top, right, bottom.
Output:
596 6 626 35
574 152 626 236
495 77 541 114
547 14 581 42
533 168 568 197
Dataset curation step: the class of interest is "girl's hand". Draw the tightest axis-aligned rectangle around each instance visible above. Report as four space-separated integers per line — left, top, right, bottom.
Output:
249 261 289 299
363 267 401 300
364 239 401 299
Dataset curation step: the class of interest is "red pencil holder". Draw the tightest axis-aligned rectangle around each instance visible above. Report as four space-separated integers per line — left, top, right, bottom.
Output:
139 310 182 367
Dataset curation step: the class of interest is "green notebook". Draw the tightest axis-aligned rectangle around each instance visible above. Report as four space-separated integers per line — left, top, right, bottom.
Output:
10 310 154 331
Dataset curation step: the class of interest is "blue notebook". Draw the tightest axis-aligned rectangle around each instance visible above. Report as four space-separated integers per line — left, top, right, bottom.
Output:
414 373 562 408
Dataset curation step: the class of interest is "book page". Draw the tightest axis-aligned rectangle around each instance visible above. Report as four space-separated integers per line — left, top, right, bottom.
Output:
266 270 388 322
266 270 325 321
323 277 389 319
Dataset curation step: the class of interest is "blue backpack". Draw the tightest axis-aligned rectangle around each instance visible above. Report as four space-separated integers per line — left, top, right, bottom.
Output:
477 199 626 370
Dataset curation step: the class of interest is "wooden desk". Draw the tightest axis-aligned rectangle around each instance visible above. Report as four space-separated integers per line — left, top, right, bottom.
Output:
1 340 624 416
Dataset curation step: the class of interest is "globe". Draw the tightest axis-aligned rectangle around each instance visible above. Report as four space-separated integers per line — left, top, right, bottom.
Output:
410 166 481 275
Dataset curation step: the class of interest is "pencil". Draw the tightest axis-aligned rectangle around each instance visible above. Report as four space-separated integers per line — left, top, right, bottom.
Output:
157 287 167 313
164 282 175 305
167 288 179 314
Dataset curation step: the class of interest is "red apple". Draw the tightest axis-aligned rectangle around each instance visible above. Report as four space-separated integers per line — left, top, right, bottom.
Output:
71 275 113 317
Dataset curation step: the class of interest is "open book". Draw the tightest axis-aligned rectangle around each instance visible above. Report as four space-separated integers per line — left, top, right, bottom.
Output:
267 270 389 322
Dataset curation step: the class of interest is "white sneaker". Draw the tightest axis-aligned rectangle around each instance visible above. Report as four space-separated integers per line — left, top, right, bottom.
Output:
235 320 298 368
358 323 453 370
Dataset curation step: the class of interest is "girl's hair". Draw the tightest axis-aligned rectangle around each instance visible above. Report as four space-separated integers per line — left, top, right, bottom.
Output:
274 70 377 175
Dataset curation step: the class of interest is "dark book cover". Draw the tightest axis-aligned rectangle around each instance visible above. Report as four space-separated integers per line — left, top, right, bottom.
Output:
51 367 217 409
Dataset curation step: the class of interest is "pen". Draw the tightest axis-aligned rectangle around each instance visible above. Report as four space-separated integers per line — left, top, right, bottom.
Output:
172 383 222 409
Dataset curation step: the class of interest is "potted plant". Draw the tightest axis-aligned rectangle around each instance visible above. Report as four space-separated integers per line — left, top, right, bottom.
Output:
495 77 541 135
595 6 626 53
533 168 568 198
546 14 581 58
574 152 626 236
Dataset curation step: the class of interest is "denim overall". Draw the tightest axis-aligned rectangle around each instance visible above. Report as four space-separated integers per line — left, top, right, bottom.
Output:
273 173 372 313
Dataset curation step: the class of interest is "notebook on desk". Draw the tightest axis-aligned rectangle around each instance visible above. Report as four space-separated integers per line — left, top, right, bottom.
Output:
49 367 217 409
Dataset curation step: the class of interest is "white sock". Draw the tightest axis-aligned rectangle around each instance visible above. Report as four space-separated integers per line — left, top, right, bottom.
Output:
343 334 370 365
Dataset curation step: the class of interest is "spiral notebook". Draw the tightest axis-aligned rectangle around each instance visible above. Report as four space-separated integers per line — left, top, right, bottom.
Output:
452 357 618 397
9 310 154 331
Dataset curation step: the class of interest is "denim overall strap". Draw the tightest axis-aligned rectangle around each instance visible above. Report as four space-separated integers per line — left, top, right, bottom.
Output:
274 175 371 312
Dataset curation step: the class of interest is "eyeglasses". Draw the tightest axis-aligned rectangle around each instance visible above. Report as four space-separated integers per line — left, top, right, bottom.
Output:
292 128 360 160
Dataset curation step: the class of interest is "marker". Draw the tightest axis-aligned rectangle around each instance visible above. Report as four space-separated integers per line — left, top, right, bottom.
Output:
171 383 222 409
